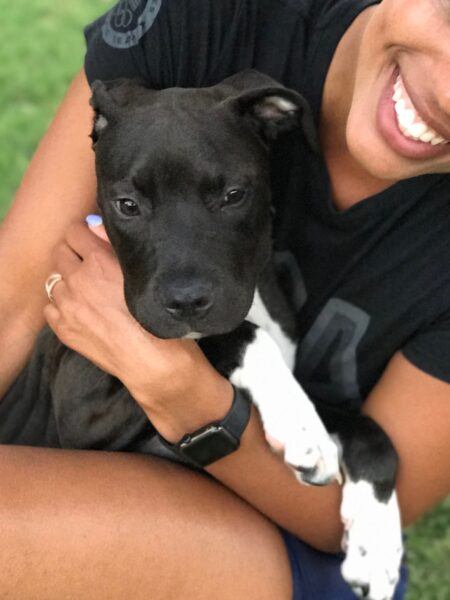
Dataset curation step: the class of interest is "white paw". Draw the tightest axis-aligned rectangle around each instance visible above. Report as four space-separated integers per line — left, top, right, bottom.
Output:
262 402 340 486
340 481 403 600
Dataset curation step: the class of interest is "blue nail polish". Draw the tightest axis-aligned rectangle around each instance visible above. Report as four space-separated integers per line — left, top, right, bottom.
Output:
86 214 103 227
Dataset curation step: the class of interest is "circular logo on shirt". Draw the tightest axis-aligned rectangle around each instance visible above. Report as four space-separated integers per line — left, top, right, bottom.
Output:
102 0 162 49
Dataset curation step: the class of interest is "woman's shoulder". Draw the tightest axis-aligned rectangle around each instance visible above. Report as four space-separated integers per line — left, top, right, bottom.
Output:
83 0 328 89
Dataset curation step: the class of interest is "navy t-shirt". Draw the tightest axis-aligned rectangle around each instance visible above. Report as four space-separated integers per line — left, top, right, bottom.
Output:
84 0 450 409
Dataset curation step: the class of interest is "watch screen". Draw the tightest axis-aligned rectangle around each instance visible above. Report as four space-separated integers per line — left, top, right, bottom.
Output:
180 426 239 466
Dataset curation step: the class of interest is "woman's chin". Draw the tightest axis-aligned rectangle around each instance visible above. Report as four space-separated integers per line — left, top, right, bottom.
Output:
350 140 445 181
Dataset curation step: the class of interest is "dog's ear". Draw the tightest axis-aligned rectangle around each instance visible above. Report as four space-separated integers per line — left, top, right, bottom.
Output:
221 70 318 151
89 78 151 147
220 69 284 93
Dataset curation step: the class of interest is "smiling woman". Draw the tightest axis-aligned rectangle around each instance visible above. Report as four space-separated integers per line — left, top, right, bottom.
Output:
321 0 450 206
369 2 449 165
0 1 449 599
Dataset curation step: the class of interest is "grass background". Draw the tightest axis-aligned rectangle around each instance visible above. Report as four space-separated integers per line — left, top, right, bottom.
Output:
0 1 448 597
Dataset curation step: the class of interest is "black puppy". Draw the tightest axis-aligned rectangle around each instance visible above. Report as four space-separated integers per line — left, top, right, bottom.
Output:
48 70 402 600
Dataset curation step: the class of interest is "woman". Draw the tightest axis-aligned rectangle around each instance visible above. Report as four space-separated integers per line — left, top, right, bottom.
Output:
0 0 449 597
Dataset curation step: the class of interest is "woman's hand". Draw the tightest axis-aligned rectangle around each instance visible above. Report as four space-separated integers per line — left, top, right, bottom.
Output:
44 219 233 442
44 220 136 377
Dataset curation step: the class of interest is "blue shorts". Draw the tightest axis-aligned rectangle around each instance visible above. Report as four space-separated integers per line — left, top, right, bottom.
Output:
280 529 408 600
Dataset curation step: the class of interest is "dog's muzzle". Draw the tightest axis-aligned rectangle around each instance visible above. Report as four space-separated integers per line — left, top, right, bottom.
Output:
159 279 214 321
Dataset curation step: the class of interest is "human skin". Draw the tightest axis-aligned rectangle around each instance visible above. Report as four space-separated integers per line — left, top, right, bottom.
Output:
0 1 449 597
322 0 450 206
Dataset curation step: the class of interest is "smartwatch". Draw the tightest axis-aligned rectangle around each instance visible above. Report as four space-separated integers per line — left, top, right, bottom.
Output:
159 386 251 468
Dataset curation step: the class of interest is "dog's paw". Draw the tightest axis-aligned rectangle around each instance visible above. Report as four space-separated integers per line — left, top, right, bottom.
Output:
340 480 403 600
263 404 340 486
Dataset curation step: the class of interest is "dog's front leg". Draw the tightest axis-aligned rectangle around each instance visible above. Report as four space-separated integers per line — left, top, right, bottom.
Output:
319 406 403 600
228 325 339 486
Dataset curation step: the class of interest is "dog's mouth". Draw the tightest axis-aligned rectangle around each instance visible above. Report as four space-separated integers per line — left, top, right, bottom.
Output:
123 269 257 340
182 331 204 340
127 298 251 341
137 317 246 340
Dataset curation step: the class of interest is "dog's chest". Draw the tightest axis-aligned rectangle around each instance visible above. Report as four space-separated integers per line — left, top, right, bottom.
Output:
246 290 297 370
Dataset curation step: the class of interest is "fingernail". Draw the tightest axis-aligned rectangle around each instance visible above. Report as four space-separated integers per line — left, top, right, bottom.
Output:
86 214 103 227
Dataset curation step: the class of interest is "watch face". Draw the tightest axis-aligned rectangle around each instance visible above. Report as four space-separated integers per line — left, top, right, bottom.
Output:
179 426 239 466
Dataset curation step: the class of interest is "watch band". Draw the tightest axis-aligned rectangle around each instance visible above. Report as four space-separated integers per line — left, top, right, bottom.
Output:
216 385 252 441
158 386 251 468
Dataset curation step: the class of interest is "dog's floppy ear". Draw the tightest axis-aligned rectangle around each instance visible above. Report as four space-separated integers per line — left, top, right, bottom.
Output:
89 78 151 147
221 69 318 151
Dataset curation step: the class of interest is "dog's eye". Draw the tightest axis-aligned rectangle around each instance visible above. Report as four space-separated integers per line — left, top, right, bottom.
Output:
222 188 247 208
115 199 141 217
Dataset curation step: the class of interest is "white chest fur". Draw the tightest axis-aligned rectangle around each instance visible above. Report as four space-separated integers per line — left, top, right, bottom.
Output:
246 289 297 371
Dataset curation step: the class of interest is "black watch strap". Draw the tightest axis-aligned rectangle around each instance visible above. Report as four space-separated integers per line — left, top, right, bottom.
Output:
217 386 251 440
159 386 251 468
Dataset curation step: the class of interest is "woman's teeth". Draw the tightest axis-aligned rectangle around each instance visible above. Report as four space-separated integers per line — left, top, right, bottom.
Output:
392 75 448 146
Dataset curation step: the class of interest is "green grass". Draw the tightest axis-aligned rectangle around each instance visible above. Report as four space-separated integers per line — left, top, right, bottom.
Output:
406 497 450 599
0 0 111 217
0 2 449 598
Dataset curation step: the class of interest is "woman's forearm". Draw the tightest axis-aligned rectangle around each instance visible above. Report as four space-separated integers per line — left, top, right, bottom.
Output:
207 406 344 552
0 309 42 397
134 381 344 553
0 69 97 395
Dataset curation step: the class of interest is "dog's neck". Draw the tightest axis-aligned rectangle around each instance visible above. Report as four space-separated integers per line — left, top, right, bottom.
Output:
184 262 298 369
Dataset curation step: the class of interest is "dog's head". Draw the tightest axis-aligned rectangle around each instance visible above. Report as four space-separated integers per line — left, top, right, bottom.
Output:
90 70 316 339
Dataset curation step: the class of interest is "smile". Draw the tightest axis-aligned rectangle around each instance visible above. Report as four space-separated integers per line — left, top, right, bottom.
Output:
392 74 448 146
377 67 450 161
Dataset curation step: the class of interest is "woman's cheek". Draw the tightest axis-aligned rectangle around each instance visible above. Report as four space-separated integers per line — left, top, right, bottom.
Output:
345 0 450 180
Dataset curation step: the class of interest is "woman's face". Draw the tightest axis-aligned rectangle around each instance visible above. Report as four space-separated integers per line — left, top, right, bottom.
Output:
347 0 450 180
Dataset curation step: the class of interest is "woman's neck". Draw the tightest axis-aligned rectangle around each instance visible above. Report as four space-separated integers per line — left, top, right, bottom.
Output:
320 6 396 211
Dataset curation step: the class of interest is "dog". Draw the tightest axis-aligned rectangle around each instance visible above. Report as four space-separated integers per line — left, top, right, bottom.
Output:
44 70 403 600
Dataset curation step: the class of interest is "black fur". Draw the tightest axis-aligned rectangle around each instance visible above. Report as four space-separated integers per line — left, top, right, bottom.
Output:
318 404 398 502
199 321 257 378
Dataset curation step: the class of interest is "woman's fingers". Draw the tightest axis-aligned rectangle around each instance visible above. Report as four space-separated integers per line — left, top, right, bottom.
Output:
54 242 81 277
43 301 61 329
86 215 110 243
65 220 111 259
45 275 68 307
49 214 111 305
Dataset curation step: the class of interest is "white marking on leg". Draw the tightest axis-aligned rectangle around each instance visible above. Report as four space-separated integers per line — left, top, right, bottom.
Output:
340 480 403 600
230 327 339 484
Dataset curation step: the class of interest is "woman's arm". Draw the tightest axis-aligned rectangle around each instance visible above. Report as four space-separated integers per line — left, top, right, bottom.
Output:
204 352 450 550
142 351 450 552
0 70 96 397
45 227 450 552
363 352 450 525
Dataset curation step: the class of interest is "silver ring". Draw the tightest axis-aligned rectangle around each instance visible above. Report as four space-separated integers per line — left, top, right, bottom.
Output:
45 273 63 303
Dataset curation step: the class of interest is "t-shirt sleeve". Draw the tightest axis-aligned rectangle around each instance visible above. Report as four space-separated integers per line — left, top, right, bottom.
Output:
84 0 253 89
402 315 450 384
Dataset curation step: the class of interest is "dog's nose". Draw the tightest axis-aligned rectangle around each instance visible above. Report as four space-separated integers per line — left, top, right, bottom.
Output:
162 281 214 320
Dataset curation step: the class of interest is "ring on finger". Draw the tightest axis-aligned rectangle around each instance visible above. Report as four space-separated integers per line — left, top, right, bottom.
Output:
45 273 63 303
